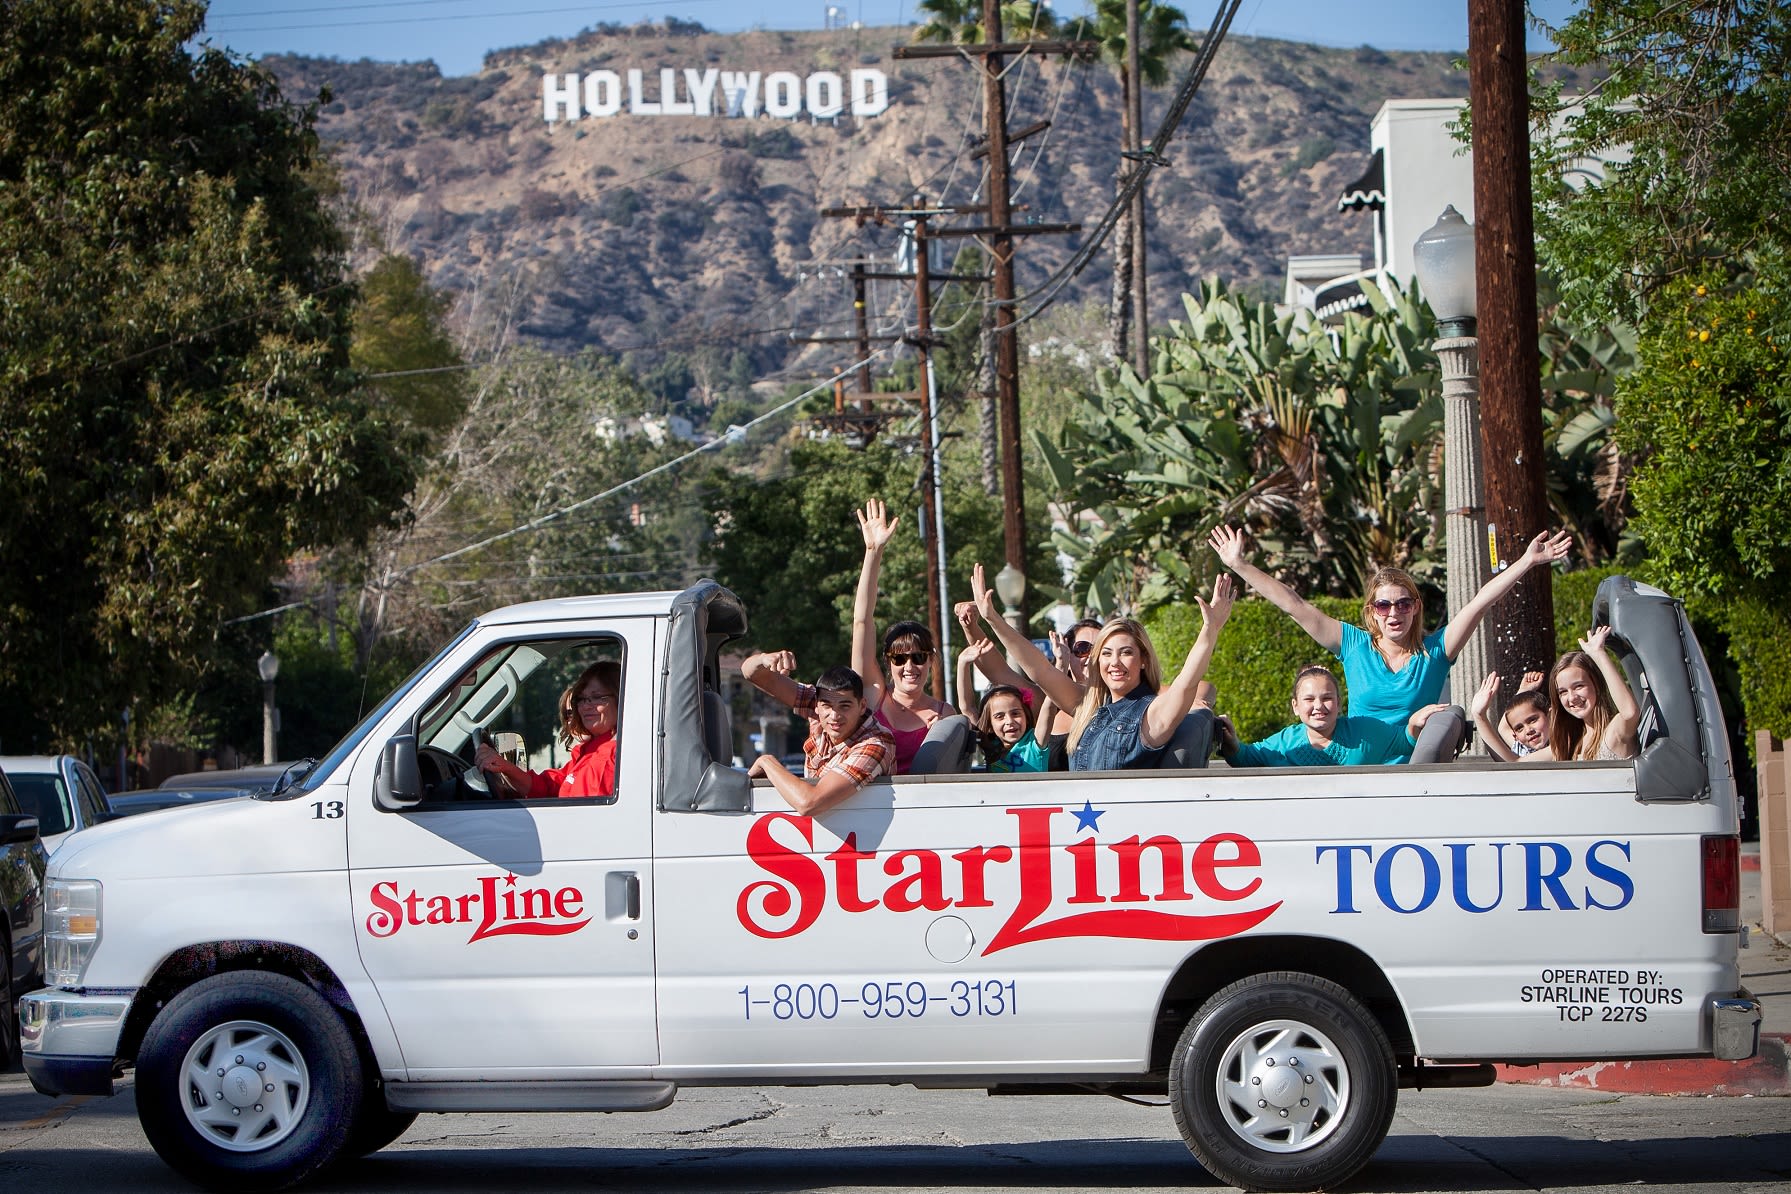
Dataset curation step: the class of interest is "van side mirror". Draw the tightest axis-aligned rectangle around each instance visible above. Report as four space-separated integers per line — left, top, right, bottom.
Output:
376 735 422 810
0 812 40 846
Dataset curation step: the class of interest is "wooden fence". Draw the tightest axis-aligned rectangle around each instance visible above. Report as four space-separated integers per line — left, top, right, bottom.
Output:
1760 731 1790 939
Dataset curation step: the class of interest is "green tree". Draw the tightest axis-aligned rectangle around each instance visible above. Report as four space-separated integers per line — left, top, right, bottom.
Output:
705 436 1049 674
1616 278 1791 739
1535 1 1791 327
0 0 414 746
350 253 466 440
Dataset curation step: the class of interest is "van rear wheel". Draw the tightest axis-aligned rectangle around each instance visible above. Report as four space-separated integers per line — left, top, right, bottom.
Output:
136 972 363 1192
1169 971 1396 1192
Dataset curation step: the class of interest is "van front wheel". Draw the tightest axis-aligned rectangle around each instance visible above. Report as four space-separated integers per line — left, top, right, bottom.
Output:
136 972 363 1192
1169 972 1396 1193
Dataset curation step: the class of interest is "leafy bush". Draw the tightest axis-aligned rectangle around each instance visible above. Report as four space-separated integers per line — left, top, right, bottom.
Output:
597 186 642 225
1718 595 1791 748
1146 596 1359 743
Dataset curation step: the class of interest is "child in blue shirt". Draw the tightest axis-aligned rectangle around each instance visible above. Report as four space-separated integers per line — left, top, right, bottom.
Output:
1217 666 1442 767
977 684 1052 772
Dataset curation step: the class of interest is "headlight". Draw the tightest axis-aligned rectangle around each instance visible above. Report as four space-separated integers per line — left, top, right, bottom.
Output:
46 878 102 987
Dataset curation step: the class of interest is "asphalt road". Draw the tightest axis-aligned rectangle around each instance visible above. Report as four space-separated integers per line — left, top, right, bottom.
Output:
2 1068 1787 1192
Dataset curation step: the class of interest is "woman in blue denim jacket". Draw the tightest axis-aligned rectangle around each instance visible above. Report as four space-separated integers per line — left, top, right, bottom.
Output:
966 563 1234 771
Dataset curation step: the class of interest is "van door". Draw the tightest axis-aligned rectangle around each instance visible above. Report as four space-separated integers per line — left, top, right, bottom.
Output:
346 619 658 1077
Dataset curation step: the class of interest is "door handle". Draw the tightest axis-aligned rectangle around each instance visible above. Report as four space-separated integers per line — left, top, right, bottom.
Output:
625 873 641 921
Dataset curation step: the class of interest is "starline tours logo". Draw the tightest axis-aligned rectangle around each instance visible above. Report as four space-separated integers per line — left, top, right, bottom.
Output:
736 804 1282 954
366 872 590 944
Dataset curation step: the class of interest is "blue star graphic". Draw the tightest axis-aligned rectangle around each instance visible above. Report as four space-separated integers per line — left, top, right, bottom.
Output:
1072 800 1104 832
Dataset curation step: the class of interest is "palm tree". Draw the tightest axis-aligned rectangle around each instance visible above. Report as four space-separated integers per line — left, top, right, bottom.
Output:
913 0 1058 45
1066 0 1191 369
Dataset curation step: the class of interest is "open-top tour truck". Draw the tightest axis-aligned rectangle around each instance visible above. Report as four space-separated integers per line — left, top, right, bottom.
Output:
21 576 1762 1191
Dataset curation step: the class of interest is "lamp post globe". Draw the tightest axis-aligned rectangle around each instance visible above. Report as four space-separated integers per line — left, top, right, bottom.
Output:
994 563 1026 635
1413 204 1478 338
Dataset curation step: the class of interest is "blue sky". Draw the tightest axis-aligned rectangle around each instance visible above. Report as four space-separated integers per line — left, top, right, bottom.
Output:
204 0 1583 77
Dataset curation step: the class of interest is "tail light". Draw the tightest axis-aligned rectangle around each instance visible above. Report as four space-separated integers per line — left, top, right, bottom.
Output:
1701 835 1739 933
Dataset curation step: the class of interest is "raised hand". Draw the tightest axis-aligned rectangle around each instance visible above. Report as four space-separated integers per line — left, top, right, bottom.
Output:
955 600 987 643
959 638 995 665
1519 670 1546 692
1523 529 1573 568
1471 672 1500 719
1196 573 1236 630
970 561 1000 622
1048 629 1073 674
857 498 900 553
1207 524 1251 572
1580 624 1612 655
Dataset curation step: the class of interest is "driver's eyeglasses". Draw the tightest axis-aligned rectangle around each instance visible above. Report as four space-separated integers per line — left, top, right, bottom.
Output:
1069 640 1096 658
1370 598 1417 615
574 692 616 707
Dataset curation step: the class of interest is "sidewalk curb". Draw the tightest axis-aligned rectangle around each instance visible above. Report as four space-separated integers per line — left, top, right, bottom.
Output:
1495 1033 1790 1096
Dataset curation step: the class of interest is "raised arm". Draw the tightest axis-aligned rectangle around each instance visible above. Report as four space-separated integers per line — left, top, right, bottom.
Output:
955 639 987 718
954 600 1032 693
741 649 804 710
1142 575 1235 747
968 562 1085 712
850 499 901 709
1582 625 1642 754
747 755 859 816
1208 525 1341 653
1444 530 1572 660
1469 672 1520 763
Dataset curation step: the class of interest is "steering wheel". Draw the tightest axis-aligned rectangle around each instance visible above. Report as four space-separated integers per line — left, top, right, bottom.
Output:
418 745 493 801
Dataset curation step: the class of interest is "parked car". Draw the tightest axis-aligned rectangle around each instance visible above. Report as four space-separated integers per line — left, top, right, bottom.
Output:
0 755 113 856
0 766 47 1068
108 787 254 818
156 762 304 795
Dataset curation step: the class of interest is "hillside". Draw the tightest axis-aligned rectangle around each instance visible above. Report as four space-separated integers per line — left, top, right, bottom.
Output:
266 24 1581 377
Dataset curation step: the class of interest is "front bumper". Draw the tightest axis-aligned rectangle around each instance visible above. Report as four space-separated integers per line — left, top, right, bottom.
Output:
19 986 136 1097
1710 992 1763 1061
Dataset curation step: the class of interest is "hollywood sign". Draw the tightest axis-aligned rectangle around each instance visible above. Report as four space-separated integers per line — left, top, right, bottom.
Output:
542 67 891 122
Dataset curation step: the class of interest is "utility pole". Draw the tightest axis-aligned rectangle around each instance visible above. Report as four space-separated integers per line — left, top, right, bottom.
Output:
1467 0 1554 674
1126 0 1150 378
893 21 1094 611
911 208 948 700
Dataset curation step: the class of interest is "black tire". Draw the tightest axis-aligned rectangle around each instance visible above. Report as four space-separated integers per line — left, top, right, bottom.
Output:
1169 971 1397 1193
341 1099 418 1159
136 971 364 1192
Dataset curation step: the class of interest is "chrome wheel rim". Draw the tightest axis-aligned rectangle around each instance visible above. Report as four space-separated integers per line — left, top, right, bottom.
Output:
178 1019 310 1152
1212 1017 1350 1153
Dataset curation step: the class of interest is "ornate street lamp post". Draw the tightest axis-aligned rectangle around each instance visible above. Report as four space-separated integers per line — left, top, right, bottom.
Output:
258 650 280 766
1413 206 1491 734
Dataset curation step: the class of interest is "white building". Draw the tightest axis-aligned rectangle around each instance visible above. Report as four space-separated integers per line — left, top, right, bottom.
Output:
1290 97 1630 323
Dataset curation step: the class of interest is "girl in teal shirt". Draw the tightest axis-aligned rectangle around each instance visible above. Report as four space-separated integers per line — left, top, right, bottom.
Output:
977 684 1052 772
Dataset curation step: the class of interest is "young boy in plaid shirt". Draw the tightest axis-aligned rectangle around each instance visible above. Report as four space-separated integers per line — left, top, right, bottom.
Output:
742 651 897 815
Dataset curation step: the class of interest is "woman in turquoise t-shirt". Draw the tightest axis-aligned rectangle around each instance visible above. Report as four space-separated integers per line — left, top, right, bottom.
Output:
1209 524 1571 759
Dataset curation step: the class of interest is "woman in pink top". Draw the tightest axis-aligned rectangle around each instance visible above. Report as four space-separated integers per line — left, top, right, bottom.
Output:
852 499 954 774
475 661 620 798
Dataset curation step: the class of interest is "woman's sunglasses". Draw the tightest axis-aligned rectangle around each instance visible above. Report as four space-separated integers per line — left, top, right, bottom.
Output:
887 651 932 666
1370 597 1418 616
1069 640 1095 658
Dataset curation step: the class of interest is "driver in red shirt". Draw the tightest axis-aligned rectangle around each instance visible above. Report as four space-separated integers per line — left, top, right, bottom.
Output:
475 661 619 798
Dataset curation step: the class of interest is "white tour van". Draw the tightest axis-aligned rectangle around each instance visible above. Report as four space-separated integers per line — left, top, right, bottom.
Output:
20 576 1762 1192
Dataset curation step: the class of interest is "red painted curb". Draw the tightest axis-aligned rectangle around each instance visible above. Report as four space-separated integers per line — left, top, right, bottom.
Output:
1742 851 1761 872
1496 1033 1790 1096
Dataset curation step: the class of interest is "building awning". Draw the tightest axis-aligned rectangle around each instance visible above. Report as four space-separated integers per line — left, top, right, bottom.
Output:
1337 148 1385 212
